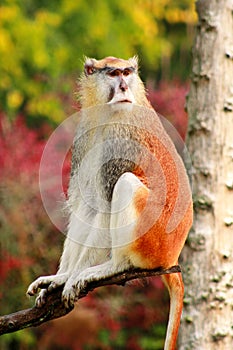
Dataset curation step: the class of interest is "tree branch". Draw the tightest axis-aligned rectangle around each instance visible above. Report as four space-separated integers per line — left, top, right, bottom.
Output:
0 265 181 335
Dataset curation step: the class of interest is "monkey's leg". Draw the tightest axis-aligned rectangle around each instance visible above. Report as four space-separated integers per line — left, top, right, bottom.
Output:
62 172 148 308
162 272 184 350
61 208 111 308
61 242 112 308
26 232 84 305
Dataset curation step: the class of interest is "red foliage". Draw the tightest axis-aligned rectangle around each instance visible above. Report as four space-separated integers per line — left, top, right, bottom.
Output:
62 150 72 196
0 114 70 282
148 80 189 140
0 113 45 181
0 251 22 280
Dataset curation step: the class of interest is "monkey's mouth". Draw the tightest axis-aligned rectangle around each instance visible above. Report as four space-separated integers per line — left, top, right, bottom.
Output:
108 93 135 104
119 99 132 103
108 98 133 104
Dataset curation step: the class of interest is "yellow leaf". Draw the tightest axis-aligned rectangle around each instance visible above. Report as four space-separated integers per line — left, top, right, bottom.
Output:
7 90 24 109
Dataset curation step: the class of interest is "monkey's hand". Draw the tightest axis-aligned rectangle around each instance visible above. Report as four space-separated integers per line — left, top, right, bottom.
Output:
27 273 69 307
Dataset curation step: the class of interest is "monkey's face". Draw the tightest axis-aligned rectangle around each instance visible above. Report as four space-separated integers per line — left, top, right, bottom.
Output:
101 66 136 105
82 56 144 108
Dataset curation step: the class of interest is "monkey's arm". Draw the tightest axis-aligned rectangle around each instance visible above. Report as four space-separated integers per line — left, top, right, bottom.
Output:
0 265 180 335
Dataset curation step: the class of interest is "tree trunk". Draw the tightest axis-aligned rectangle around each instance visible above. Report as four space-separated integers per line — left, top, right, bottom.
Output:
179 1 233 349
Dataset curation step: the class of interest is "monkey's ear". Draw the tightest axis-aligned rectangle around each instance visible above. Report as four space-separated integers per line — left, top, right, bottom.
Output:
128 55 139 71
84 58 97 76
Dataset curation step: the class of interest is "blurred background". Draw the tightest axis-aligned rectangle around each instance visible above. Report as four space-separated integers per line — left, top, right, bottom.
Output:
0 1 196 349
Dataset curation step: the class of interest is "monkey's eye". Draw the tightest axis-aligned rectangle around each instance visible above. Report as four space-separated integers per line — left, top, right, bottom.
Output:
123 68 131 76
107 69 121 77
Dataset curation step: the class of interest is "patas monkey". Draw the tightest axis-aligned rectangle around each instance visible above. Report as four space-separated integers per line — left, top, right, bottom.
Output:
27 56 193 350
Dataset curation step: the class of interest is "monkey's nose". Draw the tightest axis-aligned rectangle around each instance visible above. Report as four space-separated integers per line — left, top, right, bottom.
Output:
119 79 128 92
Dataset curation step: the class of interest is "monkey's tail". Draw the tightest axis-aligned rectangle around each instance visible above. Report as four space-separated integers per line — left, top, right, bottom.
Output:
162 272 184 350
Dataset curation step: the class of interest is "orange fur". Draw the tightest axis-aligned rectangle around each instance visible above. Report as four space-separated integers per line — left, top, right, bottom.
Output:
131 201 192 269
130 133 193 269
133 186 149 214
87 56 136 70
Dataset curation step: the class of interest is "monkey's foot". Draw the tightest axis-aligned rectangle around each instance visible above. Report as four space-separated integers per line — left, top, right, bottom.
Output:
35 289 48 307
62 271 84 309
62 261 124 308
62 285 76 309
27 273 69 307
